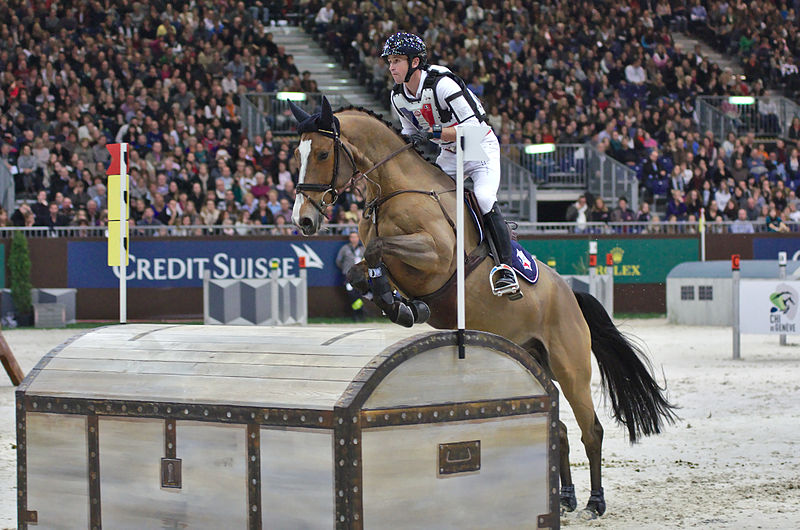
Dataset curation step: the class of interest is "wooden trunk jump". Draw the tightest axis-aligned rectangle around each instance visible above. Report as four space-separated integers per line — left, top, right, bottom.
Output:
16 324 560 529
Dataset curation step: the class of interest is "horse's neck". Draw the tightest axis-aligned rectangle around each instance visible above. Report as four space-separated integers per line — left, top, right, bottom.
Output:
341 115 481 261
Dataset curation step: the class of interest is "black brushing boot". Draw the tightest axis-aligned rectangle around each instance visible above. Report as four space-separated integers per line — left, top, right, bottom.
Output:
368 265 414 327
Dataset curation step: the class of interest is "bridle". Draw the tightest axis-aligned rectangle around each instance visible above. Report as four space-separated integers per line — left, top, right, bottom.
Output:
295 126 413 219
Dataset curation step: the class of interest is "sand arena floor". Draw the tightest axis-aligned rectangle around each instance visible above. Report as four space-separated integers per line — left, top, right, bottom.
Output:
0 320 798 529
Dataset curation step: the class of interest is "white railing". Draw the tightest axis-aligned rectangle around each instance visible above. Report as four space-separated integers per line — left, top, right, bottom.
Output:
2 220 794 238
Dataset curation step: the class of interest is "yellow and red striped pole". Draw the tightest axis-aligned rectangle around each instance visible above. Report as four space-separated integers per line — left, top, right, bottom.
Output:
106 143 130 323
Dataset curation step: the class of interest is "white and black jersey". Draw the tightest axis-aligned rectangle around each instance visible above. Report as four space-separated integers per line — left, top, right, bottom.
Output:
391 65 488 148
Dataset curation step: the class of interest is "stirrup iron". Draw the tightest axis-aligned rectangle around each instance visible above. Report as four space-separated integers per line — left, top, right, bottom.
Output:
489 264 520 297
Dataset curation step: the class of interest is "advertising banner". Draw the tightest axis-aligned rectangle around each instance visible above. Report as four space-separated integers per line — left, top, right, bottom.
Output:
519 239 697 284
67 240 344 288
753 238 800 261
739 280 800 334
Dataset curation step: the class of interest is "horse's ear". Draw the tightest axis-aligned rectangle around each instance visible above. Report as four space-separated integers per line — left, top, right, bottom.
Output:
288 100 311 123
319 96 333 130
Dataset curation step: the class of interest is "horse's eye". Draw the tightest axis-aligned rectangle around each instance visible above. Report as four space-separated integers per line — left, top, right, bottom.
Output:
317 151 329 161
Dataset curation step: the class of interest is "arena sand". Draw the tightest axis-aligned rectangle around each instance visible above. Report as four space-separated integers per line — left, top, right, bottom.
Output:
0 320 798 529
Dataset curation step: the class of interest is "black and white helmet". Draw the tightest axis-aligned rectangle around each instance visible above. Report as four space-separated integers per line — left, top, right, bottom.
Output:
382 32 427 81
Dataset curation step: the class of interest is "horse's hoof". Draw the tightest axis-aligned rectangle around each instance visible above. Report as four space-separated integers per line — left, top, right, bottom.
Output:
392 303 415 328
409 300 430 324
583 488 606 518
560 485 577 513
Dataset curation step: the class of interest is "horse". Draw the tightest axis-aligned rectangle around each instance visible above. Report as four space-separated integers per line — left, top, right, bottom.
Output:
289 97 677 518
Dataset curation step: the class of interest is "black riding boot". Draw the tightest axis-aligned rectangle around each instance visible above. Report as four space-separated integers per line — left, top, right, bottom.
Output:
483 203 518 292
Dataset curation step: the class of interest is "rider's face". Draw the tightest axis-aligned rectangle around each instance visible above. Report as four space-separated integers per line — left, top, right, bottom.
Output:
387 54 414 84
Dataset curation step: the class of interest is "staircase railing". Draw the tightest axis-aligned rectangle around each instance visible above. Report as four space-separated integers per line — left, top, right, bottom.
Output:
696 95 800 139
501 142 639 211
239 93 349 139
584 146 640 212
498 156 537 222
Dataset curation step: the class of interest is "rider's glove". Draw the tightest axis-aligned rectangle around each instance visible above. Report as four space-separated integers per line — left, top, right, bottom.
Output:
406 130 431 147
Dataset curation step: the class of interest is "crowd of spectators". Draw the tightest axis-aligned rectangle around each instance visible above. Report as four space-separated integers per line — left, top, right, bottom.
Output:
683 0 800 98
303 0 800 232
304 0 767 146
0 0 367 236
1 0 798 237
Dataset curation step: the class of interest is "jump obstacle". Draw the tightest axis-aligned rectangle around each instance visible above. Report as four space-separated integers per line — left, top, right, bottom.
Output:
17 324 560 529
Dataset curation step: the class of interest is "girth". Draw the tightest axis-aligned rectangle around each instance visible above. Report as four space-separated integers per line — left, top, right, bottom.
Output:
419 240 490 329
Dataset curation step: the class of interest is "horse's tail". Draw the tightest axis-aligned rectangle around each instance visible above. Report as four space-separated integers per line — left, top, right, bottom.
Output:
573 290 678 443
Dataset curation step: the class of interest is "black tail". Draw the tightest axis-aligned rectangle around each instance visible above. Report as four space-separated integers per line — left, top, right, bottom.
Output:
573 291 678 443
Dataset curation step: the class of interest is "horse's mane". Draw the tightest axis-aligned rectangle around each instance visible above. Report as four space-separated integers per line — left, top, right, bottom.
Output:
334 105 447 175
335 106 406 142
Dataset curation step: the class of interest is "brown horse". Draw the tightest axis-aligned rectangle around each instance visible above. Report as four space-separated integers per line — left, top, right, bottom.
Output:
290 98 676 518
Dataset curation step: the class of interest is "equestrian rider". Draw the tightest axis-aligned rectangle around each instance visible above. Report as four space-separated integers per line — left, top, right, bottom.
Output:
382 32 518 294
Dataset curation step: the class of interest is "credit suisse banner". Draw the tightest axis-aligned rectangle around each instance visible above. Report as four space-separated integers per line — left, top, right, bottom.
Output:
753 237 800 261
67 240 344 288
739 280 800 334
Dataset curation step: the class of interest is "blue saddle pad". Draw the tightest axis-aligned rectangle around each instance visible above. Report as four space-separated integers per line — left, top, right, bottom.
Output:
463 199 538 285
511 241 539 284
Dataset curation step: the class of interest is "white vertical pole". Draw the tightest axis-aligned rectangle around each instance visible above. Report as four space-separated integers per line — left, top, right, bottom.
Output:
604 252 614 318
779 251 787 346
588 240 598 299
456 127 466 359
119 143 127 324
700 208 706 262
732 255 740 360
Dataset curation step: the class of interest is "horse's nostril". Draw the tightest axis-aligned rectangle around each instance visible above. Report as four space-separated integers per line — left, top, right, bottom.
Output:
300 217 313 228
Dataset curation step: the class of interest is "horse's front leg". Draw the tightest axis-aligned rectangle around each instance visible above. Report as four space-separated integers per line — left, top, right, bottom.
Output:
354 233 443 327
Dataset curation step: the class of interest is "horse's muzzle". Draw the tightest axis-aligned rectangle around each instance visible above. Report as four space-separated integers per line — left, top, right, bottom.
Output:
297 216 317 236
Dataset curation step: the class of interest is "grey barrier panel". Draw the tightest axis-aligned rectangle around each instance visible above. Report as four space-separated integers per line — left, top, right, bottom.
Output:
33 303 66 328
563 274 614 317
32 289 77 324
203 271 307 326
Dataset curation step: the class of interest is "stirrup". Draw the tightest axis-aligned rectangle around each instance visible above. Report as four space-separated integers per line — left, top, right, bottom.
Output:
489 264 520 297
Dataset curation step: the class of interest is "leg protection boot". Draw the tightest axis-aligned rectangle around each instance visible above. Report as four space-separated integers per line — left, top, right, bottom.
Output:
368 265 414 327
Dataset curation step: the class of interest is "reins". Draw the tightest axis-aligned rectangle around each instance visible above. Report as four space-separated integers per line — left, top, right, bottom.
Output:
296 125 458 238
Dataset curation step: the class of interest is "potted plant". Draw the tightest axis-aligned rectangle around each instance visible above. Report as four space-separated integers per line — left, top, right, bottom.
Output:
9 231 33 326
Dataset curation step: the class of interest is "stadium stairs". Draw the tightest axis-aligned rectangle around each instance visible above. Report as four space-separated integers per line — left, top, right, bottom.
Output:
271 26 392 120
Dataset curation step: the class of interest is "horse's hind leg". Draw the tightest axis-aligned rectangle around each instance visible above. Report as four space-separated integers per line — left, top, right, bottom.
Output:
558 420 578 513
550 335 606 518
524 337 579 514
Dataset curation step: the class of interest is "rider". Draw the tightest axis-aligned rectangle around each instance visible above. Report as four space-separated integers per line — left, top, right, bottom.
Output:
381 32 518 294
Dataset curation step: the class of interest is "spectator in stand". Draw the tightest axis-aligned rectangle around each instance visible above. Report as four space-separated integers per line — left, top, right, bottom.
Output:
766 206 790 233
276 198 293 224
730 208 755 234
41 202 69 229
590 197 611 224
637 201 656 223
314 3 335 32
610 196 635 223
666 189 688 221
265 189 281 217
565 194 589 232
